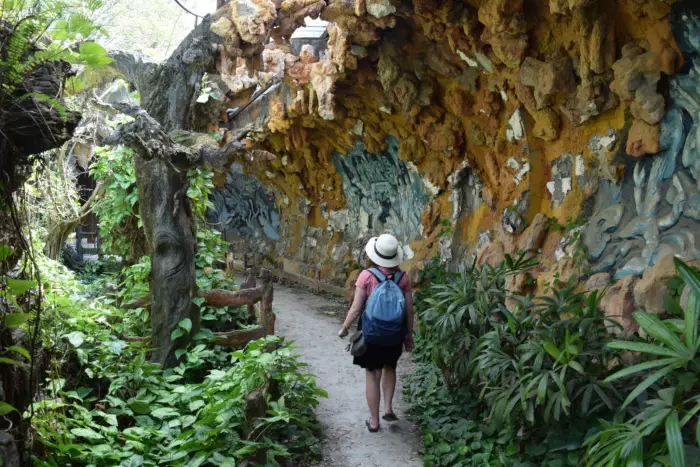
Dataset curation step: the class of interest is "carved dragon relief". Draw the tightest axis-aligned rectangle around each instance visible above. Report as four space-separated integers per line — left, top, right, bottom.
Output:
585 4 700 279
332 136 430 243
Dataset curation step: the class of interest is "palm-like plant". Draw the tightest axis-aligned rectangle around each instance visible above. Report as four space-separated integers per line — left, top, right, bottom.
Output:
417 252 537 384
586 259 700 466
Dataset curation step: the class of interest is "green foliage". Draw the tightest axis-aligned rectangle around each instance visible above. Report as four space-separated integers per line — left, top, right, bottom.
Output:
33 333 325 466
0 0 110 95
15 250 326 466
91 146 224 265
196 73 223 104
117 256 150 305
585 258 700 466
195 224 227 271
91 146 141 259
407 257 700 466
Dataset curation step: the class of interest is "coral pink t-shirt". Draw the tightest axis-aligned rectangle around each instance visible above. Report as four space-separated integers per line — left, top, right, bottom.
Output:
355 267 412 297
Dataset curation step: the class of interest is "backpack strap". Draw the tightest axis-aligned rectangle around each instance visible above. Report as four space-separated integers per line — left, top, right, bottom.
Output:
368 268 386 282
392 270 404 285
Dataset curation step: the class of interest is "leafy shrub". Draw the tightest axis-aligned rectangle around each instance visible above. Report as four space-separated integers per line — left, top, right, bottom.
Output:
585 258 700 466
33 335 325 466
407 256 700 466
91 146 142 260
31 271 325 466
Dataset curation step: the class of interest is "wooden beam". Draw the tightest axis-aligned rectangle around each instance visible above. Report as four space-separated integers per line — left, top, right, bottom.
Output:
212 326 267 346
123 286 263 310
199 287 263 307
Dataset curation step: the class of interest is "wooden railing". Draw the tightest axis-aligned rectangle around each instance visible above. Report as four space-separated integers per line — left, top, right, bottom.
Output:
210 268 275 347
123 268 276 348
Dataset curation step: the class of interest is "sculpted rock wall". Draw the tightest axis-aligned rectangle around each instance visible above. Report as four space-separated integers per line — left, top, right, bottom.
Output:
194 0 700 305
208 163 280 241
332 136 429 243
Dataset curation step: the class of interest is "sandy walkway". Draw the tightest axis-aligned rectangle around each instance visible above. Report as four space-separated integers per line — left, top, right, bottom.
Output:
274 285 423 467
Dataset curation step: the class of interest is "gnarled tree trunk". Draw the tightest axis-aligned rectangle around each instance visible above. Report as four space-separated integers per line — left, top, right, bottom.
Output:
135 145 198 368
43 183 105 260
103 102 247 367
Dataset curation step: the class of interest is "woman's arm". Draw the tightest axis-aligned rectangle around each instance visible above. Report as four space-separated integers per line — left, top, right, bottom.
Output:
338 286 367 337
404 290 414 351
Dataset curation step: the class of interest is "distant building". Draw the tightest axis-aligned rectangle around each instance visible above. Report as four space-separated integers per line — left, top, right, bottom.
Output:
290 18 328 56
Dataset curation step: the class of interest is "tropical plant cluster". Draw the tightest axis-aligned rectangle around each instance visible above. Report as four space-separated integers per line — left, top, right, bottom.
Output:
1 244 326 466
405 255 700 466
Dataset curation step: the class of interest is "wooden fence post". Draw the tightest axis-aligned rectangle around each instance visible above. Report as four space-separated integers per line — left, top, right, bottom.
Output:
240 268 257 321
259 268 275 336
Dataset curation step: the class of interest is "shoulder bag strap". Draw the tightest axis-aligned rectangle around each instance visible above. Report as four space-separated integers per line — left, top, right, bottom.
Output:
368 267 386 282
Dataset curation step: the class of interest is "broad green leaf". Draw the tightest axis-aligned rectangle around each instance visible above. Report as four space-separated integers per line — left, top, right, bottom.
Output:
120 454 144 467
171 328 184 340
634 312 688 355
0 357 21 365
7 345 30 360
607 341 679 358
665 411 685 467
4 313 32 328
70 427 104 440
605 358 678 383
189 399 205 411
151 407 178 419
568 361 584 374
0 401 16 415
182 414 197 428
622 367 674 409
675 258 700 297
627 440 644 467
78 42 113 67
179 318 192 333
128 400 151 415
543 341 562 361
0 245 15 261
65 331 85 347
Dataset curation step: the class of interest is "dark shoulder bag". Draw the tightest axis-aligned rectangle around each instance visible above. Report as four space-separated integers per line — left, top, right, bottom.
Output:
345 304 367 357
346 329 367 356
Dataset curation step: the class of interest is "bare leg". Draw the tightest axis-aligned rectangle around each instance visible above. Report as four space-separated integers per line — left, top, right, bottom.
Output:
382 367 397 416
366 369 382 429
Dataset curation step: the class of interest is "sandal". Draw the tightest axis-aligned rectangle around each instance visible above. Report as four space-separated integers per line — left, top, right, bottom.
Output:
365 418 379 433
382 412 399 422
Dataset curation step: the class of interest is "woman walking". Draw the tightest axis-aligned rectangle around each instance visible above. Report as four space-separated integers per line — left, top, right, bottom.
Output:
338 234 414 433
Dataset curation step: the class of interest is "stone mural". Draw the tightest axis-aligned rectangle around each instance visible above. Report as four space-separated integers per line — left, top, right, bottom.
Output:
331 136 429 243
207 163 280 241
188 0 700 293
585 2 700 279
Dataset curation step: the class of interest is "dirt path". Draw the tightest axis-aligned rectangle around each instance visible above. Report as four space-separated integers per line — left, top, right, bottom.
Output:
274 285 423 467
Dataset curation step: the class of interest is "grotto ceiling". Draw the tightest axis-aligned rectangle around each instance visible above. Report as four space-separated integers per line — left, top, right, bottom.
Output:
161 0 700 312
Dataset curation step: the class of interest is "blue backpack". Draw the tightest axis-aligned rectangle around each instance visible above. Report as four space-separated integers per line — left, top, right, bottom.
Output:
362 268 406 346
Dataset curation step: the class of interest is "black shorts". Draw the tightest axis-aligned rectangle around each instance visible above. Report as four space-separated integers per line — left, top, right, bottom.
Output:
353 342 403 371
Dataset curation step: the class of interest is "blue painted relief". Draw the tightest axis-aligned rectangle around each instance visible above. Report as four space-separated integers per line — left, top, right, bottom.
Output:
207 163 280 241
584 2 700 278
332 136 429 242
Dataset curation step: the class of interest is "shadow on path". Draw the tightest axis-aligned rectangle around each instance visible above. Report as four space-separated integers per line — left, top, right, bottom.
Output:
274 285 423 467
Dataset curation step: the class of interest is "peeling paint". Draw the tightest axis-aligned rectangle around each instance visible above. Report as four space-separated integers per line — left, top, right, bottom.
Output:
507 158 530 184
475 53 493 73
351 119 364 135
326 209 350 232
575 154 585 177
507 109 525 142
457 49 479 68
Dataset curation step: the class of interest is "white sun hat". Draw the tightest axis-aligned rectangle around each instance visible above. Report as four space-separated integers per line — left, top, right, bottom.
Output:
365 234 404 268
